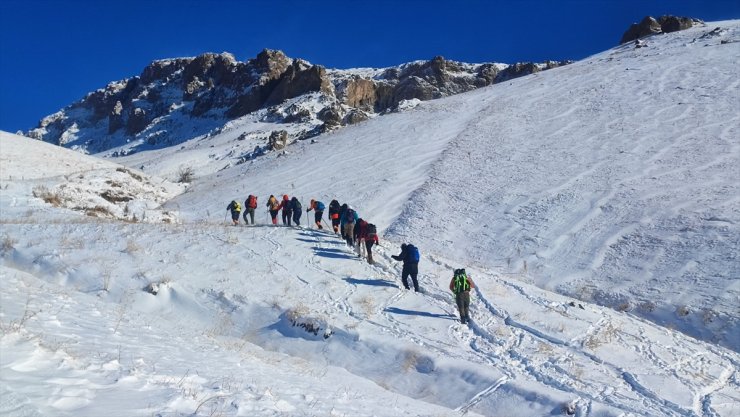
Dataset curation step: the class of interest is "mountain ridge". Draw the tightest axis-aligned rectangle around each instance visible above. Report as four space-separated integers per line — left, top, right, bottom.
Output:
24 49 569 156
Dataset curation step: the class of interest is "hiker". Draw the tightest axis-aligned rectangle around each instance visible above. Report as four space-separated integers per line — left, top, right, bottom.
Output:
328 199 341 234
353 218 366 257
279 194 292 225
266 195 280 225
338 203 348 239
243 194 258 225
226 200 241 226
342 205 359 247
449 268 475 324
306 199 325 229
290 196 302 226
391 243 420 292
355 219 379 264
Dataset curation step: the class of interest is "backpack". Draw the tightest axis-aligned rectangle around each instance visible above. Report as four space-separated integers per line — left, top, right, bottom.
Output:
316 201 325 211
269 198 280 210
366 223 377 237
232 201 241 212
345 208 356 223
406 245 420 263
292 199 302 210
453 268 470 293
247 195 257 209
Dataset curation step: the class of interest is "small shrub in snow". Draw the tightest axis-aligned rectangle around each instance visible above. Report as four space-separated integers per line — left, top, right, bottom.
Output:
1 235 17 254
176 166 195 183
85 205 114 218
32 185 62 206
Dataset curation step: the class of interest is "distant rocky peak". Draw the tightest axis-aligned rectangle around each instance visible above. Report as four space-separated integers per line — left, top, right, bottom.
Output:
25 48 569 157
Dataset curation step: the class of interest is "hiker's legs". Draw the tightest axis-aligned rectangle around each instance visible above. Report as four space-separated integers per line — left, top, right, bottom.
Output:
344 223 355 246
409 263 419 292
270 210 279 225
332 218 340 233
293 211 301 226
401 265 411 289
366 240 374 264
249 208 255 224
314 211 323 229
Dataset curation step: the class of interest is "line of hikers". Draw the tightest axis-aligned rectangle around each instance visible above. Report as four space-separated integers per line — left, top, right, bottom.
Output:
226 196 475 324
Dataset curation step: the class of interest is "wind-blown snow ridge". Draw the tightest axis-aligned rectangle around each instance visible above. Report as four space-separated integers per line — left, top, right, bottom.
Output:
1 19 739 417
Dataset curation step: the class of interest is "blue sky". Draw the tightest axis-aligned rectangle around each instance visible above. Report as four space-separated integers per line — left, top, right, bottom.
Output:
1 0 738 132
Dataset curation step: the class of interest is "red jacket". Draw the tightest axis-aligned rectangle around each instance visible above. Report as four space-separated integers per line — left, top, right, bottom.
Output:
278 196 291 211
357 221 379 244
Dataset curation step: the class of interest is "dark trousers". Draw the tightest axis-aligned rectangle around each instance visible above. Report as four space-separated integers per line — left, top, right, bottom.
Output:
292 210 301 225
269 210 279 225
243 208 255 224
455 291 471 322
282 209 292 225
314 210 323 229
401 263 419 291
366 240 375 263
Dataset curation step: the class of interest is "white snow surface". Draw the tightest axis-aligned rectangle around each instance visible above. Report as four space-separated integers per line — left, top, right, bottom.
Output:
1 21 739 417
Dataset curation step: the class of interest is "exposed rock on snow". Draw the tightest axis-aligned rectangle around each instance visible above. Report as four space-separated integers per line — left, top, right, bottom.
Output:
620 15 703 44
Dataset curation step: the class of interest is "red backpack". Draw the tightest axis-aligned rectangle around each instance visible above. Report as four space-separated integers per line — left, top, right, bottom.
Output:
247 195 257 209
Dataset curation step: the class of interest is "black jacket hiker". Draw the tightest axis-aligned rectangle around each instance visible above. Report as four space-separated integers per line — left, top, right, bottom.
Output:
391 243 420 292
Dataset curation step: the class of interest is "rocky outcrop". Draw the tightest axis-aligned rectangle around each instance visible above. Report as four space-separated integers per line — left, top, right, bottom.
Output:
126 108 148 135
26 49 570 155
620 15 703 44
268 130 288 150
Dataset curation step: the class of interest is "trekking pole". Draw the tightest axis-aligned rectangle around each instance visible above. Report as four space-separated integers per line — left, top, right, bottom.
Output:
223 211 227 224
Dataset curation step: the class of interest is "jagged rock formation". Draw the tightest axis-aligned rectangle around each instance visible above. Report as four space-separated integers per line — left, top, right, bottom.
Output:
25 49 570 155
620 15 703 44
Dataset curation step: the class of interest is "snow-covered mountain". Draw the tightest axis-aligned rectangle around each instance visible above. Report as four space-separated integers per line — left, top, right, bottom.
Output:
24 49 568 159
1 19 739 417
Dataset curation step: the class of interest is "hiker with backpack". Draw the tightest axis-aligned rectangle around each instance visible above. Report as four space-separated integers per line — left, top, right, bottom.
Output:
226 200 241 226
342 206 359 247
266 195 280 225
391 243 420 292
355 219 379 264
290 197 302 226
243 194 258 225
278 194 292 226
449 268 475 324
306 199 325 229
328 199 341 234
338 203 348 239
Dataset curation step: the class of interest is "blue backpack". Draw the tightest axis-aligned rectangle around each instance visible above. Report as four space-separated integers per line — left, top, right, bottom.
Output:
406 245 420 262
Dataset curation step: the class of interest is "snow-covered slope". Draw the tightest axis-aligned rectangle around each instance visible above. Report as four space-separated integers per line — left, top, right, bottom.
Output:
1 20 739 417
0 131 183 222
136 20 740 349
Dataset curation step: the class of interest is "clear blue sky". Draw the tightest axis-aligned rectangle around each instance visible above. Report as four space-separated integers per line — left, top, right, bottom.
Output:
1 0 738 132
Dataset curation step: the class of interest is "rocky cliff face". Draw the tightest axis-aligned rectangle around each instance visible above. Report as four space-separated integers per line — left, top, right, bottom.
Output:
25 49 570 156
620 15 703 44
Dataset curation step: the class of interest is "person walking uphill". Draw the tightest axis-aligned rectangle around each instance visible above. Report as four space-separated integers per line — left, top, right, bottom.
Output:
279 194 293 226
328 199 341 234
266 195 280 225
391 243 420 292
355 219 379 264
306 199 325 229
342 206 359 247
290 196 302 226
226 200 241 226
449 268 475 324
243 194 258 225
